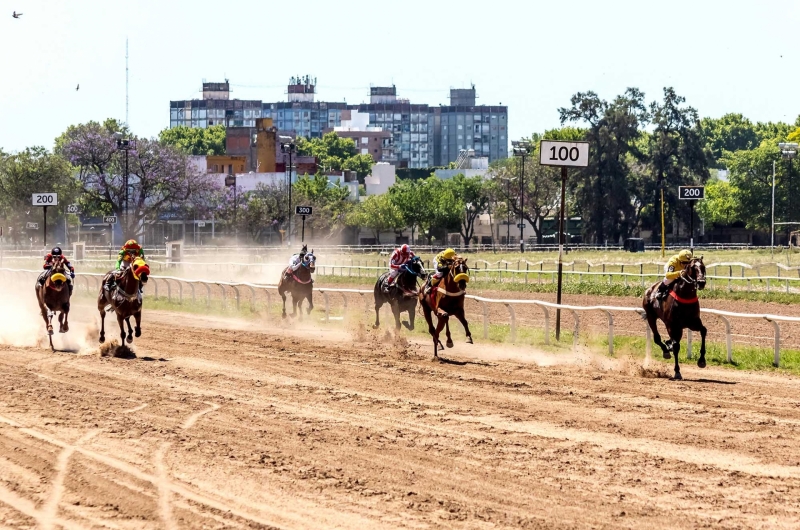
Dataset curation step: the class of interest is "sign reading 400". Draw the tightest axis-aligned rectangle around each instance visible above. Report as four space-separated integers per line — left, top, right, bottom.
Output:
32 193 58 206
539 141 589 168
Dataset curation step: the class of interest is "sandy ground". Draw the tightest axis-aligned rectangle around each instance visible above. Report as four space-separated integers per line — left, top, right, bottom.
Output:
2 298 800 529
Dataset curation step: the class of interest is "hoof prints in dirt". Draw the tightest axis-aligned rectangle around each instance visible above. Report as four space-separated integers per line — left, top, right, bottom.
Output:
99 341 136 359
637 363 671 379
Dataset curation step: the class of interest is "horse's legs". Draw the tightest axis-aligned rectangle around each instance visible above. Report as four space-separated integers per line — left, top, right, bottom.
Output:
670 329 684 380
99 310 106 344
125 317 134 344
452 308 473 344
689 318 707 369
306 290 313 315
391 302 402 331
434 316 449 358
403 302 415 331
421 304 440 359
134 311 142 338
37 292 52 335
647 313 671 359
444 319 453 348
60 300 70 333
292 294 300 319
279 288 287 318
116 313 127 344
373 298 383 329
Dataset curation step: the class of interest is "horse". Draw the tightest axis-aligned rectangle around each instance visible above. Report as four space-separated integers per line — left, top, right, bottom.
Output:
97 257 150 345
419 257 474 360
278 250 316 318
642 257 707 380
35 256 72 337
373 256 427 331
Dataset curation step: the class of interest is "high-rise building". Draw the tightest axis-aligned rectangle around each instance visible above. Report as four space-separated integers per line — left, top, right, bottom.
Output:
169 79 508 168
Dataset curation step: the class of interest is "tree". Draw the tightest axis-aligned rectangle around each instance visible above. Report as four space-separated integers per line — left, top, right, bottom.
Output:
292 173 353 240
296 132 375 178
0 147 78 246
446 174 491 247
648 87 710 243
388 178 427 243
158 125 226 156
212 182 287 243
559 88 649 244
56 120 218 239
346 195 404 244
488 142 560 245
696 178 739 227
699 114 759 167
723 140 786 231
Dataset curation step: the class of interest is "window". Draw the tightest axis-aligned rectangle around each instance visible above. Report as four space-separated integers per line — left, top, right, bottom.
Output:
361 137 368 145
458 124 463 130
374 149 378 153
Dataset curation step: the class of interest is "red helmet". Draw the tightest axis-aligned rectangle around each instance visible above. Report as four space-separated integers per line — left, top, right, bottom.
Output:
400 244 409 254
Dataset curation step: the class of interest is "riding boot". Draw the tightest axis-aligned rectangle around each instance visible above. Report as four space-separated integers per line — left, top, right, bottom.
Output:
68 283 73 296
383 278 393 294
656 282 670 301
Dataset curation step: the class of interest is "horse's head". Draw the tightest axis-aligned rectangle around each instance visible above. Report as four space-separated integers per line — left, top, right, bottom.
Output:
451 257 470 291
408 256 427 278
303 250 316 273
682 256 706 291
131 257 151 285
49 257 68 289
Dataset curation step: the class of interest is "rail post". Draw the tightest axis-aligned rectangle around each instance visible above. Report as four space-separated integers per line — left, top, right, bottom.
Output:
481 301 488 339
570 309 580 349
265 289 272 313
766 318 781 367
203 282 211 307
718 315 733 363
644 314 652 359
246 284 256 311
603 310 614 356
322 291 330 322
540 305 550 346
189 282 196 304
504 303 516 343
153 278 159 300
341 293 348 321
178 280 183 304
231 286 240 311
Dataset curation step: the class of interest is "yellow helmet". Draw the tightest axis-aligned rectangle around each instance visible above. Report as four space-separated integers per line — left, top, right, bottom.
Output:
441 248 456 260
678 249 693 262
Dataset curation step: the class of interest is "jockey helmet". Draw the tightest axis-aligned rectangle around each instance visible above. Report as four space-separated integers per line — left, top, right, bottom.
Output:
678 249 693 263
51 247 62 256
441 248 456 260
123 239 141 251
400 244 410 254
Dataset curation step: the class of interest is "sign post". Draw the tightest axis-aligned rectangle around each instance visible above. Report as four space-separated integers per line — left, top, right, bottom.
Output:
539 141 589 341
295 205 312 242
678 185 705 252
32 193 57 247
103 216 118 251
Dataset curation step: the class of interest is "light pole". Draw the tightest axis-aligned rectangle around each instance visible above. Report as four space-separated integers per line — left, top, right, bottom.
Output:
499 176 514 248
512 141 528 253
115 137 136 240
224 171 237 244
280 137 297 247
774 143 798 253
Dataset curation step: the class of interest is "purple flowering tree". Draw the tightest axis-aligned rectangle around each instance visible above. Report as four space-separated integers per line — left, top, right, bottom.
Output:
56 119 217 239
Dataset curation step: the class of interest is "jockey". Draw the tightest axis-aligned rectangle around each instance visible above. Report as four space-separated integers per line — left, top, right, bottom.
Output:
38 246 75 295
384 244 415 292
655 249 693 300
426 248 457 294
285 245 308 280
105 239 146 305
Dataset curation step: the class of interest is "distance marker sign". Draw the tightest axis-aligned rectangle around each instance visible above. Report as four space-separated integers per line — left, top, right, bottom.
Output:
295 205 313 216
32 193 58 206
539 141 589 168
678 186 705 200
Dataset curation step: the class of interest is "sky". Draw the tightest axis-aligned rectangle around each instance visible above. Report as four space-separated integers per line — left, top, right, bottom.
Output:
0 0 798 152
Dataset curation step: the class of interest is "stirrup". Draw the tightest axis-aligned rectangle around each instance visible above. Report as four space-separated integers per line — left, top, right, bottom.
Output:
104 304 113 313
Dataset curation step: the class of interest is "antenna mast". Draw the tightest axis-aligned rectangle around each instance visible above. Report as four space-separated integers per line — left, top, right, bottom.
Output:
125 38 129 126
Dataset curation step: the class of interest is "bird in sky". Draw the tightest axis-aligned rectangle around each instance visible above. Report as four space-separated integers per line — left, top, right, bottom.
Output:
76 84 79 91
12 11 22 18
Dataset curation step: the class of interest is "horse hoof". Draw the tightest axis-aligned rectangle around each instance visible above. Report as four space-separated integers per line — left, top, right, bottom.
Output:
99 337 105 344
671 372 683 381
62 324 69 333
466 336 473 344
698 358 707 369
47 329 53 336
126 337 133 344
662 351 672 360
282 314 287 319
135 328 141 338
446 340 454 349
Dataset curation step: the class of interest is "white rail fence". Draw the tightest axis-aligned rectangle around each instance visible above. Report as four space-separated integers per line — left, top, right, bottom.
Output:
4 267 800 368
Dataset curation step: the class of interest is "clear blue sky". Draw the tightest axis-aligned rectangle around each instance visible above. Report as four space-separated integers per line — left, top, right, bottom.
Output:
0 0 798 152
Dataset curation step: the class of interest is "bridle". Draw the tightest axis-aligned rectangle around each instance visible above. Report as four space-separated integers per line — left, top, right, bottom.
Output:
679 259 704 286
441 259 468 297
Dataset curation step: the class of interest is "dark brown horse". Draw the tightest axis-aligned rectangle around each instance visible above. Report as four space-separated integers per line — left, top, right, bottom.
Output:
373 256 426 330
98 257 150 344
643 257 707 380
278 250 316 318
35 256 72 337
419 257 473 360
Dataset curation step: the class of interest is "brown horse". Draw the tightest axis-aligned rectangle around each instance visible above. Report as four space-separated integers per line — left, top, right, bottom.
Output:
642 257 707 380
35 256 72 337
278 250 316 318
98 257 150 344
419 257 473 360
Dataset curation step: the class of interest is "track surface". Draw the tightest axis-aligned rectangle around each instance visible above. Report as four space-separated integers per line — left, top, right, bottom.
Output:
2 310 800 529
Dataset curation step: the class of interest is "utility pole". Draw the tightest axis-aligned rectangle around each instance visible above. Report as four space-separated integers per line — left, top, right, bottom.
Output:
512 141 528 253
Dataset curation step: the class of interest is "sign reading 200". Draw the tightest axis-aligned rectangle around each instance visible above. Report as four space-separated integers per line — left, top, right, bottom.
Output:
31 193 58 206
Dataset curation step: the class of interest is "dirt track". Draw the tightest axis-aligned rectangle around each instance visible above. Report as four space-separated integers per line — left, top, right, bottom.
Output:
2 308 800 529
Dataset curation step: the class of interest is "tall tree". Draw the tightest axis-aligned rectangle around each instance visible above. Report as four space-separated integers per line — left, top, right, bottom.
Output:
723 140 787 231
649 88 710 243
446 174 491 247
559 88 649 244
699 113 759 167
292 173 353 240
388 178 427 243
56 120 218 239
158 124 226 156
0 147 78 246
296 132 375 178
346 194 404 244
